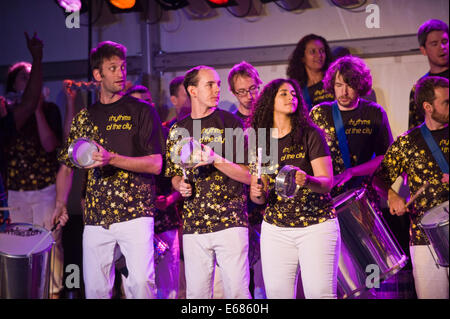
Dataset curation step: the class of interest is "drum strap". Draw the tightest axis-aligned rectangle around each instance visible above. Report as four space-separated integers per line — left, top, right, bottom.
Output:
332 101 352 169
302 86 313 111
420 123 449 174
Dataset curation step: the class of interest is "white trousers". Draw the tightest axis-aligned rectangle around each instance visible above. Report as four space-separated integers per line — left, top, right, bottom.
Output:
183 227 251 299
83 217 156 299
410 245 449 299
261 219 341 299
155 228 180 299
8 184 64 295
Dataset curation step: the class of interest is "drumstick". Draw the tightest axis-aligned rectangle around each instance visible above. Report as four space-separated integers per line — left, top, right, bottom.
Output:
0 207 15 211
182 167 189 184
26 221 60 257
257 148 263 198
406 181 430 207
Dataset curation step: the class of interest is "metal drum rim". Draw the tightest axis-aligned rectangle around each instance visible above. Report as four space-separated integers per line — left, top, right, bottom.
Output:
0 222 54 258
275 165 298 199
68 137 97 169
419 219 449 229
333 187 366 210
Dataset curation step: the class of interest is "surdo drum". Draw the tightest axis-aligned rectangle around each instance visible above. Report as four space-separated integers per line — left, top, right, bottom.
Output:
419 201 449 267
0 223 54 298
333 188 408 299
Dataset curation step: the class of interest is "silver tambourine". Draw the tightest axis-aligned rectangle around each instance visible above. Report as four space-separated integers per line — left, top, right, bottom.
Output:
68 138 99 168
275 165 300 199
173 137 203 170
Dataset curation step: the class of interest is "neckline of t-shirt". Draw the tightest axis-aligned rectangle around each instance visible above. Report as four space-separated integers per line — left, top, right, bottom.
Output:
97 95 128 108
273 129 293 141
189 108 218 121
430 125 449 134
429 69 449 77
336 99 363 113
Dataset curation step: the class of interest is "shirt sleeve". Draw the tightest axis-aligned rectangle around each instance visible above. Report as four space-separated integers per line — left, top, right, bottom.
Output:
373 106 394 156
306 126 331 161
57 109 93 168
137 104 166 156
373 135 407 187
164 124 184 178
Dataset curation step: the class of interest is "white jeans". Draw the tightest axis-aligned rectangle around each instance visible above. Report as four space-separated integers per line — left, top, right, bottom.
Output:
183 227 251 299
410 245 449 299
83 217 156 299
261 219 341 299
155 228 180 299
8 184 64 295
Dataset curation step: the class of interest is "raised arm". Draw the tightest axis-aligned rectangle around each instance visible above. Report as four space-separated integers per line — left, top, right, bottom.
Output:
12 32 43 130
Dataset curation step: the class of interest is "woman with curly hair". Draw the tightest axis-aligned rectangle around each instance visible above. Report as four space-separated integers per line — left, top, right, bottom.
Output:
248 78 341 298
286 34 335 111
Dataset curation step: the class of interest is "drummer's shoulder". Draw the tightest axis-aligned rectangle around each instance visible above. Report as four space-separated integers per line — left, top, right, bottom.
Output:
310 101 332 115
392 126 421 145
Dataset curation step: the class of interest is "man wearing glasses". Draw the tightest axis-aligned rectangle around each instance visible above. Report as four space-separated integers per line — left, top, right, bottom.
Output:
228 61 263 123
226 61 267 299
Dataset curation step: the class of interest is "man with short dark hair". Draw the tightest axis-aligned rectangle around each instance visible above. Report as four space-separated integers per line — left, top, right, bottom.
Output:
163 76 191 129
165 65 251 299
409 19 449 129
52 41 165 299
373 76 449 299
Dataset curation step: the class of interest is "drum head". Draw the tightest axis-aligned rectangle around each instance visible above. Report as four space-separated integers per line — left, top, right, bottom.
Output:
68 138 98 168
420 201 449 228
275 165 299 198
0 223 53 257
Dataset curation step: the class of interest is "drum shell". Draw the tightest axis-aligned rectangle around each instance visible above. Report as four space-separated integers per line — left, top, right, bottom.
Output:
334 188 408 299
419 202 449 267
0 224 54 299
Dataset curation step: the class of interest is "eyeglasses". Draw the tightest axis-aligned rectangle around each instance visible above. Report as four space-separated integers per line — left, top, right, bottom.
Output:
234 85 259 97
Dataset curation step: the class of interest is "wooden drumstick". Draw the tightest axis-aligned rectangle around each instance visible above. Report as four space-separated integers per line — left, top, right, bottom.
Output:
406 181 430 207
257 147 263 199
0 207 18 211
26 221 60 257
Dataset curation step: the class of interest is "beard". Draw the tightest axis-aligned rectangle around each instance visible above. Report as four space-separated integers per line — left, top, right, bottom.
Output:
431 108 449 124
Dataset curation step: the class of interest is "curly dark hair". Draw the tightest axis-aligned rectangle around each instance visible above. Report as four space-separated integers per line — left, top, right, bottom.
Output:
323 55 372 97
286 34 332 88
248 78 317 149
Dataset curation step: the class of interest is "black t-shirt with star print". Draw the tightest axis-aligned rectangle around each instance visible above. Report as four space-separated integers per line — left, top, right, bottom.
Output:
374 125 449 245
165 108 249 234
58 95 165 228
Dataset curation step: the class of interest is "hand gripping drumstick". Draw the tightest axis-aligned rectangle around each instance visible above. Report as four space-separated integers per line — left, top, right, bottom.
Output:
406 181 430 208
26 221 60 257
